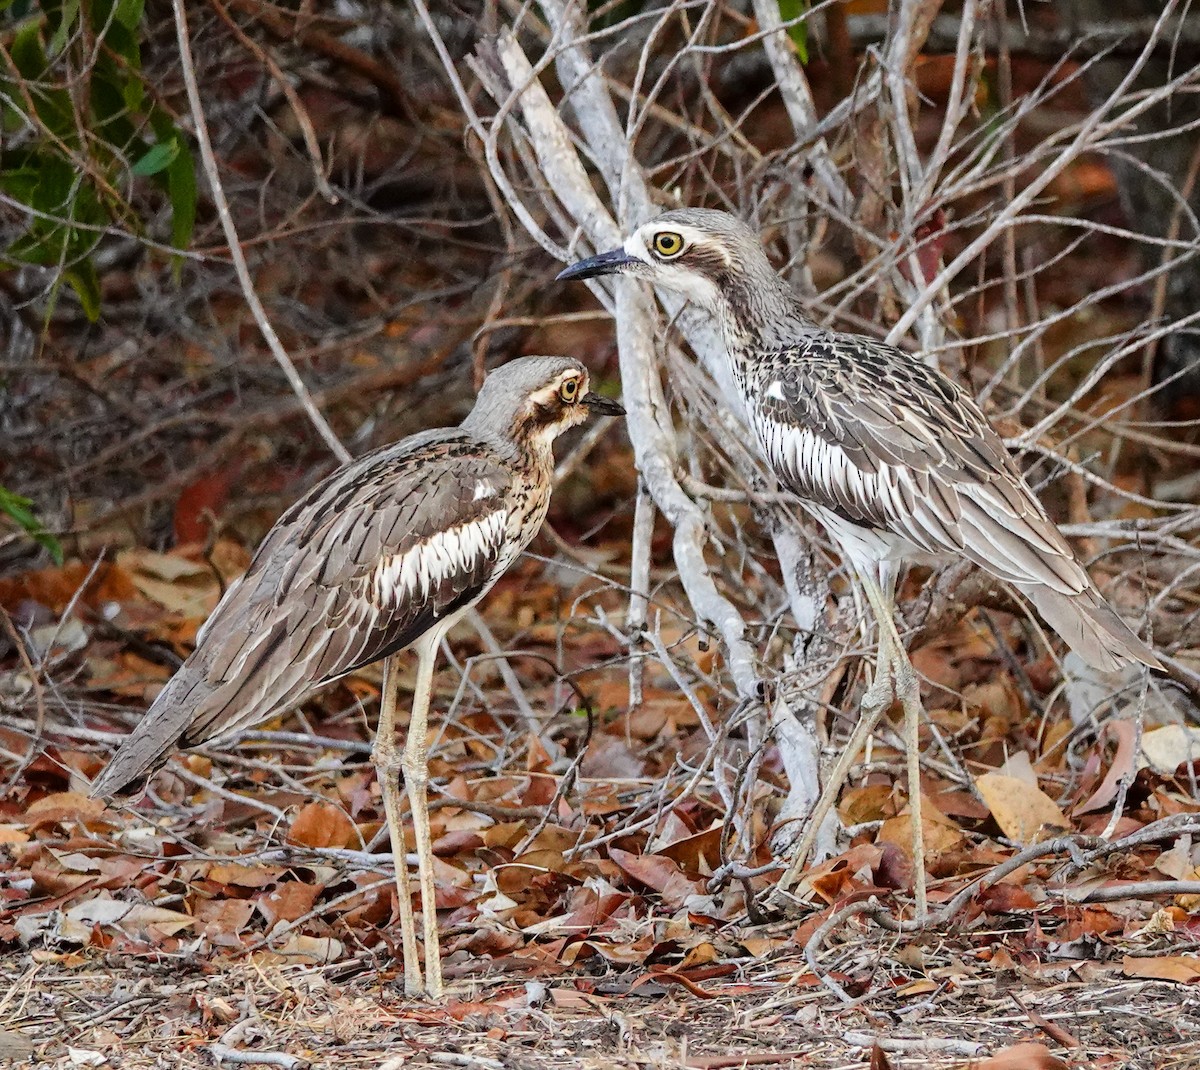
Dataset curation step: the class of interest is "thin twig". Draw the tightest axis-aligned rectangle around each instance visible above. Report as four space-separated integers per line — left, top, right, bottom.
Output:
170 0 350 464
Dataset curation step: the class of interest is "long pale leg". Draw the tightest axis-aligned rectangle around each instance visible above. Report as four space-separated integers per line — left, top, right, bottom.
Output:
401 627 447 999
859 569 928 921
373 654 422 995
773 658 893 896
774 561 898 896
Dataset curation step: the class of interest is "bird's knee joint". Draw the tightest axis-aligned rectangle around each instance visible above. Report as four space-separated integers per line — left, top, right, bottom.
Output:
372 749 403 778
896 665 920 695
401 757 428 787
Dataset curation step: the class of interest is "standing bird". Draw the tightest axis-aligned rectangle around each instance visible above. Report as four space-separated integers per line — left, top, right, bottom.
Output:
89 356 624 996
559 208 1161 917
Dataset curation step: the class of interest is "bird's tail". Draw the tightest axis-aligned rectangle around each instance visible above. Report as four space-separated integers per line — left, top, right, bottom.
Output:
1025 582 1163 674
88 667 215 799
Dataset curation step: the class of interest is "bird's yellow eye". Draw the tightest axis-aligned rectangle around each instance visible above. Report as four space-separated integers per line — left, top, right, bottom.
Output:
559 377 580 403
652 231 685 258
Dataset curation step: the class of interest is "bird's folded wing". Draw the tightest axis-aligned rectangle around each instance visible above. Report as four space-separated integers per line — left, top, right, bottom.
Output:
181 431 515 743
754 336 1091 594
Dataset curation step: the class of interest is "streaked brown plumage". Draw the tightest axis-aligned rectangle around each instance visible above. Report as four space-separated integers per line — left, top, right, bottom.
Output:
93 435 517 788
561 208 1160 675
560 207 1161 916
89 355 623 996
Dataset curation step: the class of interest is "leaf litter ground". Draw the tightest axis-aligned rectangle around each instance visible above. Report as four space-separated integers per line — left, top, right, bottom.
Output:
4 485 1200 1068
4 6 1200 1063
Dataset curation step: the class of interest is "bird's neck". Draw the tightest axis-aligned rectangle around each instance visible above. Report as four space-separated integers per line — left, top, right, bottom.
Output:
712 265 814 360
499 425 557 485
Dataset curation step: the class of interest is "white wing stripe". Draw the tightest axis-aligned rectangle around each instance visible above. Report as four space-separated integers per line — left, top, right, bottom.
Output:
373 511 507 607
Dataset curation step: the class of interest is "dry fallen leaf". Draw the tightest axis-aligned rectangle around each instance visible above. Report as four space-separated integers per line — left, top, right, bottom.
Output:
965 1041 1068 1069
1075 721 1137 814
266 934 344 963
1140 725 1200 775
878 797 965 859
1121 953 1200 984
976 771 1069 843
288 801 357 849
996 751 1039 787
117 548 218 617
1154 837 1196 881
0 1028 34 1062
258 881 323 925
610 847 703 910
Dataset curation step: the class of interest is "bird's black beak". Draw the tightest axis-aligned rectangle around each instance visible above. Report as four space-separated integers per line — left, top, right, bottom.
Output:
556 248 639 282
582 392 625 417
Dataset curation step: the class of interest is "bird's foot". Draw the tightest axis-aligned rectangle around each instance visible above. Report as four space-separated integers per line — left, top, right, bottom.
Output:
403 964 425 999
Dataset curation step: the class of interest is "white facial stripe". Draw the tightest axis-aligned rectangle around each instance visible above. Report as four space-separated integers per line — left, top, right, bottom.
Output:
625 230 652 264
374 510 507 605
631 222 726 264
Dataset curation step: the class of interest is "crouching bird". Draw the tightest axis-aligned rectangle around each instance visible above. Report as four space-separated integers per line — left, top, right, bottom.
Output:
89 356 624 996
559 208 1161 917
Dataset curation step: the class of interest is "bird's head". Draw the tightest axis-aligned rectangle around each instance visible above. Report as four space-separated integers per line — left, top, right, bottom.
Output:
466 355 624 451
557 209 782 320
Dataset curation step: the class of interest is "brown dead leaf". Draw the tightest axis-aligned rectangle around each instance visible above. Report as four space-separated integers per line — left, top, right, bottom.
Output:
965 1042 1068 1070
258 881 322 925
287 801 357 849
1075 721 1137 814
0 560 137 614
965 677 1025 735
659 826 722 875
839 783 897 825
117 548 220 617
610 848 702 910
870 1044 894 1070
677 941 720 969
30 857 96 896
976 772 1069 843
996 751 1040 787
266 934 344 963
878 796 965 859
1121 953 1200 983
193 898 256 945
801 843 884 903
1155 837 1194 880
207 862 280 889
120 904 195 937
977 882 1038 913
24 792 106 831
173 470 238 544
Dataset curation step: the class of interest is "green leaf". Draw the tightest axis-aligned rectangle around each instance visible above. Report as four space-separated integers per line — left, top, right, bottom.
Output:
0 486 63 564
165 135 197 250
29 152 75 212
0 163 43 203
65 257 101 321
114 0 145 29
90 54 139 144
777 0 809 63
121 68 145 112
10 21 76 139
48 0 81 57
131 139 178 176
